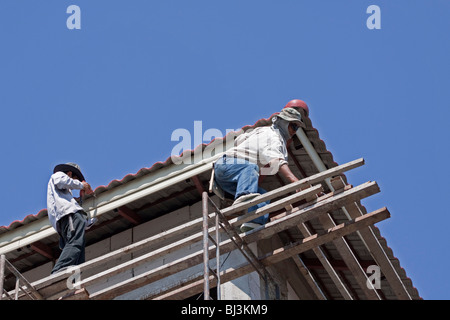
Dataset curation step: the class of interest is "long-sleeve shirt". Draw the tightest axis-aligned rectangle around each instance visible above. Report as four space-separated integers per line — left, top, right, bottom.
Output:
225 125 288 174
47 171 85 233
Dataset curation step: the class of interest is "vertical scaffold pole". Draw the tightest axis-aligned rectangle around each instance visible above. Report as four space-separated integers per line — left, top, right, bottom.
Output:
202 191 210 300
215 211 221 300
0 254 6 300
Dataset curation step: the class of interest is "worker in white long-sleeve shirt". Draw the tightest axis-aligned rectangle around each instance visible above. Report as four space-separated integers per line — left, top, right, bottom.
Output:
47 162 94 274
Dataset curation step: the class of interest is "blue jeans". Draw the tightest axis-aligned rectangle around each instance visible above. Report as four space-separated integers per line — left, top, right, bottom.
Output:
214 155 269 225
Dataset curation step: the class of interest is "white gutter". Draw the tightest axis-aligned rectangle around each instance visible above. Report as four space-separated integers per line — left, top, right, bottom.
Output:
295 128 332 188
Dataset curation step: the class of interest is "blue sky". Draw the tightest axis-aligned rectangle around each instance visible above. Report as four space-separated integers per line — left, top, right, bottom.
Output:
0 1 449 299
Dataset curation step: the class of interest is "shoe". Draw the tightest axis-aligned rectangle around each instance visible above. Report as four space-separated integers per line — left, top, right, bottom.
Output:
240 222 262 233
85 218 98 230
51 265 74 275
231 193 261 217
233 193 261 206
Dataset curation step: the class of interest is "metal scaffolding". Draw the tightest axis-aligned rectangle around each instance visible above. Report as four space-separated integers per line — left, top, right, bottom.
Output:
0 254 43 300
202 191 275 300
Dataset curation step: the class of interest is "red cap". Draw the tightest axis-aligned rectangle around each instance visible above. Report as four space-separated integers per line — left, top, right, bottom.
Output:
284 99 309 116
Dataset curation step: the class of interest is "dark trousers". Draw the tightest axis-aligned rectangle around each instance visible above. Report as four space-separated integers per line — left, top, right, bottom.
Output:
51 211 86 274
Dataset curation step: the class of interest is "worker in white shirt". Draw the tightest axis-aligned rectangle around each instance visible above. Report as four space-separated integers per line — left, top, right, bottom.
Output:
213 105 306 232
47 162 94 274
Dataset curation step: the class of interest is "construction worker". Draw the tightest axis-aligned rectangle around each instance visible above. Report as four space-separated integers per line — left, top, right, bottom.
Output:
47 162 94 274
213 102 306 232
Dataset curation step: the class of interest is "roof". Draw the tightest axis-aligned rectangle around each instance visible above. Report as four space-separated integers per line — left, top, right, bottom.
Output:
0 110 421 300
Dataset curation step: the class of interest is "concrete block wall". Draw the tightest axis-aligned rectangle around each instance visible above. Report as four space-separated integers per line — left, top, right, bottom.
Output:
219 242 262 300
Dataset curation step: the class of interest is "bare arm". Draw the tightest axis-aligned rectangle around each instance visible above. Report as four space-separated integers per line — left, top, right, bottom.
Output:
278 163 298 184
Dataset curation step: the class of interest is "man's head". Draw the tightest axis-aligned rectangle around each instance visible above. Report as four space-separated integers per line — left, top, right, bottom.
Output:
276 107 305 130
53 162 85 181
272 107 305 141
65 171 80 180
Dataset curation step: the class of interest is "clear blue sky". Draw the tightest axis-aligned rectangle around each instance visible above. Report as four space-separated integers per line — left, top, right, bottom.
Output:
1 1 449 299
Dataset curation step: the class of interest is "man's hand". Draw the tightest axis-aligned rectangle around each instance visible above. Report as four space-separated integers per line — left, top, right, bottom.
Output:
81 181 94 195
279 163 302 192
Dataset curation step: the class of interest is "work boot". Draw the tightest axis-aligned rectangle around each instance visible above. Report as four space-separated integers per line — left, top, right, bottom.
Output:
230 193 261 217
240 222 262 233
233 193 260 206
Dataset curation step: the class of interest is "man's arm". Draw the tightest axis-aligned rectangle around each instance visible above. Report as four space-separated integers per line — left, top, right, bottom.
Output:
53 172 85 190
278 163 299 184
279 163 309 193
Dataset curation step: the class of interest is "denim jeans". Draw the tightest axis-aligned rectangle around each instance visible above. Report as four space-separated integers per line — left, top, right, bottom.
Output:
51 210 86 274
214 155 269 225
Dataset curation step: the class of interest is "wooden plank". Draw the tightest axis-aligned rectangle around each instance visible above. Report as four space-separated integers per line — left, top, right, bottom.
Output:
240 181 379 243
296 223 354 300
302 258 376 271
31 241 55 260
153 207 390 300
263 208 390 264
329 177 412 300
357 223 412 299
318 212 381 300
153 263 254 300
222 158 364 218
291 254 327 300
115 206 142 225
228 184 323 226
57 288 90 300
274 173 353 299
88 181 379 300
